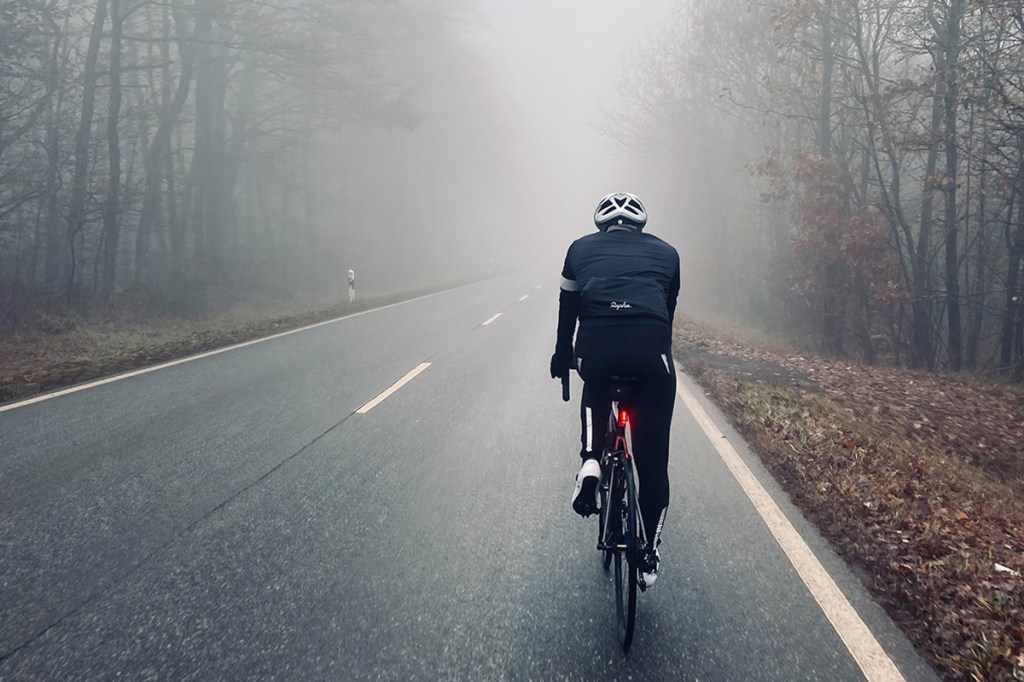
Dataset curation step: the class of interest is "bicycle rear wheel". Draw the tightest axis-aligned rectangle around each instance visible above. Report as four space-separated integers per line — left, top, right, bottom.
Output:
613 463 639 652
600 414 620 571
598 458 612 570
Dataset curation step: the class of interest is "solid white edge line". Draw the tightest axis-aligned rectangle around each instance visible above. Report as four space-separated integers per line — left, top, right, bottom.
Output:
481 313 503 326
675 374 906 682
519 295 529 301
355 363 431 415
0 284 477 415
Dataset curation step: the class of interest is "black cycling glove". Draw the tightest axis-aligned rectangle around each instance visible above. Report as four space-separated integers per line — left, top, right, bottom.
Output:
550 352 572 380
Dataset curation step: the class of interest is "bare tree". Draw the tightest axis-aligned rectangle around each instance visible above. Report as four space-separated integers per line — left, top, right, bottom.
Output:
618 0 1024 380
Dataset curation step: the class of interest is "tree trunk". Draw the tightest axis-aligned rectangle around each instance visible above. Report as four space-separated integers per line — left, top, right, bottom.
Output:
941 0 966 371
818 1 844 356
42 5 68 292
136 3 196 285
100 0 123 300
1001 196 1024 372
301 99 318 285
65 0 109 305
190 0 231 283
913 80 943 370
1015 297 1024 382
166 130 183 288
850 5 921 364
965 115 989 371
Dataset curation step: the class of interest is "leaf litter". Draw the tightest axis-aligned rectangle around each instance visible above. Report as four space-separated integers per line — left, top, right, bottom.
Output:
673 319 1024 682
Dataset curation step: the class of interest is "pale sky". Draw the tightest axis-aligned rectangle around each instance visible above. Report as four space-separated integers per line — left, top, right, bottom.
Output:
468 0 677 242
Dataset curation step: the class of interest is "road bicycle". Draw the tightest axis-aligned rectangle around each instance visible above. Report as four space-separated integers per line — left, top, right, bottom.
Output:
562 375 648 653
598 379 649 652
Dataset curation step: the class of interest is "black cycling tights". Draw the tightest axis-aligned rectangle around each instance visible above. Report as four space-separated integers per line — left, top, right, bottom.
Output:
576 350 676 547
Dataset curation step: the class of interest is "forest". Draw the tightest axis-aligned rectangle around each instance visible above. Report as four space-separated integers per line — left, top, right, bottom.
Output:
625 0 1024 380
0 0 526 328
5 0 1024 382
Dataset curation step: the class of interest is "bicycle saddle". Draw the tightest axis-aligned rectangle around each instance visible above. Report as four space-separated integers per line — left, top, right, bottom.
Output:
607 376 641 401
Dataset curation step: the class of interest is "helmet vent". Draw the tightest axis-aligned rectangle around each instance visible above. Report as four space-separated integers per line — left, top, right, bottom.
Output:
594 192 648 230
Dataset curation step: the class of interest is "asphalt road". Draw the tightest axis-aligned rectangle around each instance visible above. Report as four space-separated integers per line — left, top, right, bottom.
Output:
0 273 940 681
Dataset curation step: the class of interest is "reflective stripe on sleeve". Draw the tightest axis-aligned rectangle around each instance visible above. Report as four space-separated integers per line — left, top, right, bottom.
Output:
560 276 579 292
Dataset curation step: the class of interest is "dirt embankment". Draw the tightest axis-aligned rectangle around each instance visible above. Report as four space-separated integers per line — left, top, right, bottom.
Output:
673 319 1024 682
0 284 461 405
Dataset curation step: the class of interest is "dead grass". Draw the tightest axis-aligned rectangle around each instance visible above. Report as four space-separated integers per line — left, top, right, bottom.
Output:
0 284 459 404
674 319 1024 682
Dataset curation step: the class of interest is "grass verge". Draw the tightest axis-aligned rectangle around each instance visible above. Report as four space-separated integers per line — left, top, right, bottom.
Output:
674 319 1024 682
0 282 470 405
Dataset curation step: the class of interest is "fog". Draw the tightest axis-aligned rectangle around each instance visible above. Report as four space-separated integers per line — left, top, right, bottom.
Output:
0 0 681 323
468 0 677 251
432 0 1024 373
322 0 681 294
14 0 1023 376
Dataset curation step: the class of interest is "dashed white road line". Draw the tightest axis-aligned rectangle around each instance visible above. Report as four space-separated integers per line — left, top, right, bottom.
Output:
481 313 503 326
536 285 543 289
519 295 530 302
675 376 906 682
0 284 475 415
356 363 431 414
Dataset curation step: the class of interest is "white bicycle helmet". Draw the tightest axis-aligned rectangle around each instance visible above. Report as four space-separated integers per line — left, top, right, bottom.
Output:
594 192 648 231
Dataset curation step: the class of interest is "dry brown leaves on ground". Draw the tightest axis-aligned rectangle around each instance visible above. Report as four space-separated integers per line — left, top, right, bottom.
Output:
673 319 1024 682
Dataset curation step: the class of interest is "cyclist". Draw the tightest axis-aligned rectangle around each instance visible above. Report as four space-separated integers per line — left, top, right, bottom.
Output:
550 192 680 587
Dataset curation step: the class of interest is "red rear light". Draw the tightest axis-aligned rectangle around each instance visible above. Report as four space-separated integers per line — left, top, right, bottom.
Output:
618 408 629 428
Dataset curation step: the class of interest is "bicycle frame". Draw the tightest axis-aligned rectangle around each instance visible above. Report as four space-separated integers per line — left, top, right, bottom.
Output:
598 401 647 548
596 397 645 652
597 402 630 554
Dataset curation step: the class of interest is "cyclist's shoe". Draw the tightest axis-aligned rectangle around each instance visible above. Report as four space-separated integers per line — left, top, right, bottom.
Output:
639 546 660 590
571 458 601 517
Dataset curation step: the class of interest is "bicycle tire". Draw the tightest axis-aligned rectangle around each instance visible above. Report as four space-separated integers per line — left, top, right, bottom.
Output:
601 412 620 571
598 458 612 570
611 470 626 643
619 455 640 651
612 462 638 652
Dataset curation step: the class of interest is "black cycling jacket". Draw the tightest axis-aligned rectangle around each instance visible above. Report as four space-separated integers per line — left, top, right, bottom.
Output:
555 226 680 359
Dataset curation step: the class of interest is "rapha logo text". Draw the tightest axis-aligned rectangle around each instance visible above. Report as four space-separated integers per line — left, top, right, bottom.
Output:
610 301 632 310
